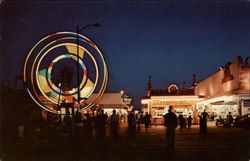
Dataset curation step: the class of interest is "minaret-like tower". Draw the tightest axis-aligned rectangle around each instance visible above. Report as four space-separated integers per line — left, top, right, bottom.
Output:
191 74 197 88
182 81 186 89
147 75 152 97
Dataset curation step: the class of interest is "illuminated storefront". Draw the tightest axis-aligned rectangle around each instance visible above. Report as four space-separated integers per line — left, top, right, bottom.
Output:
141 76 204 124
85 92 132 116
141 56 250 124
196 56 250 118
142 95 204 124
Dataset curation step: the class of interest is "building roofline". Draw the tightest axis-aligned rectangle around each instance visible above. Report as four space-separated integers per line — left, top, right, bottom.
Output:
197 56 241 84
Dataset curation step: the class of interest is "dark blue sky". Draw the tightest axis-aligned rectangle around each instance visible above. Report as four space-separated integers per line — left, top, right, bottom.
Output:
1 1 249 108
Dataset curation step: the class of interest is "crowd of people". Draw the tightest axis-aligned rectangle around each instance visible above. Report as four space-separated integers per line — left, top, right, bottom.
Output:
32 107 249 151
177 113 193 131
216 112 250 128
37 109 155 141
60 109 120 140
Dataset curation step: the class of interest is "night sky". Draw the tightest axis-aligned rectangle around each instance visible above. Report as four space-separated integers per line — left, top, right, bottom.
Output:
1 1 249 108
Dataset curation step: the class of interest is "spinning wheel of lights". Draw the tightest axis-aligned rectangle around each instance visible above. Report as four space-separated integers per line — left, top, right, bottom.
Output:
24 32 108 113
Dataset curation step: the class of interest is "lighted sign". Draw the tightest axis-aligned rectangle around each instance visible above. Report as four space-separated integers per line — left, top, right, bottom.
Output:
152 100 195 106
24 31 108 113
168 84 178 93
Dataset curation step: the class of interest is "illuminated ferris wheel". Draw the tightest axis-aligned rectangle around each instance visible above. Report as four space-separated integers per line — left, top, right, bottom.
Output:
23 31 108 113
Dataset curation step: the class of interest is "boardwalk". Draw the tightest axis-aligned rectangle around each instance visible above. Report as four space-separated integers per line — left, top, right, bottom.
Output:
1 125 249 161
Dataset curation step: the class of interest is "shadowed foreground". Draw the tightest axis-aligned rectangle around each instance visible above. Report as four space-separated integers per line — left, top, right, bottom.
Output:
1 125 249 161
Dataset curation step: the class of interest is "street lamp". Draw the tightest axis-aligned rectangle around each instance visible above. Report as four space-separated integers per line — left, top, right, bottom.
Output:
76 23 101 105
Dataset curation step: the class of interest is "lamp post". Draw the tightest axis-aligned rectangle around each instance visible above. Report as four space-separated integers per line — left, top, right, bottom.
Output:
76 23 101 106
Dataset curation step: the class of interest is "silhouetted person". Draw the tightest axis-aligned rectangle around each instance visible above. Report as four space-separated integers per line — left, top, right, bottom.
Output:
128 111 136 140
200 109 208 134
96 110 107 139
110 110 120 139
139 113 144 125
105 112 109 127
83 112 93 140
63 110 72 135
135 114 141 131
211 112 215 121
164 106 178 150
187 115 192 129
234 115 240 127
216 116 224 126
227 112 233 127
73 111 82 139
144 112 151 130
178 113 185 131
183 116 187 128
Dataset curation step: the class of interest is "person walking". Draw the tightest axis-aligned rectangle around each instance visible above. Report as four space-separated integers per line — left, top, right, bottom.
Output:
227 112 233 127
83 112 93 141
73 111 83 140
178 113 185 131
127 111 137 140
144 112 151 130
96 110 107 139
187 115 192 129
135 113 141 131
110 110 120 139
200 109 208 134
63 110 72 135
164 106 178 150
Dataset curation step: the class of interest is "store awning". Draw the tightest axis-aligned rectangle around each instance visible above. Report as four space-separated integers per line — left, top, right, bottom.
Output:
225 101 237 105
85 93 128 108
210 101 237 105
210 101 224 105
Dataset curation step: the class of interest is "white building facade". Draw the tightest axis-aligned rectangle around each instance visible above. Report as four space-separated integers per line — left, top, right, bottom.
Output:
196 56 250 118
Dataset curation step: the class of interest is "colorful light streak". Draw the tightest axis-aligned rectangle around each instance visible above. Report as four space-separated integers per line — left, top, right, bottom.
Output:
23 32 108 113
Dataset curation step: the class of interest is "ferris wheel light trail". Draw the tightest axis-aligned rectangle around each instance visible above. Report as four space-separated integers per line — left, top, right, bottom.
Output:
24 31 108 113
